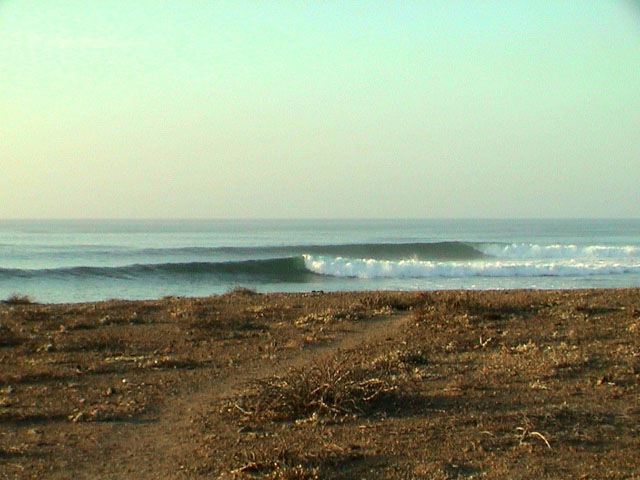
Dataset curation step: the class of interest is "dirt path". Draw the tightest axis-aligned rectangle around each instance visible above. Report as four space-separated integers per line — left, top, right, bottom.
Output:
96 312 412 479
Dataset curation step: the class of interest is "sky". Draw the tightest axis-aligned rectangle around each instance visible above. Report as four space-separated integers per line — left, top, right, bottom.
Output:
1 1 639 219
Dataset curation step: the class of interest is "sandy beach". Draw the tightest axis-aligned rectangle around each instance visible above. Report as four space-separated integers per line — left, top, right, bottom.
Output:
1 288 639 479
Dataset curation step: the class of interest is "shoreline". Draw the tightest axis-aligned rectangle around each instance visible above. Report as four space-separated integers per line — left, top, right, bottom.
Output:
2 288 639 478
4 285 640 307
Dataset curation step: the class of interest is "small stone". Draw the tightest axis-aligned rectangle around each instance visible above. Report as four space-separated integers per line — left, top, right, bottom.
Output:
69 412 85 423
38 343 54 352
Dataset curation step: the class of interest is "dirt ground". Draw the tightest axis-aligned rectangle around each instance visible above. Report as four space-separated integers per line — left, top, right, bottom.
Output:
1 288 639 479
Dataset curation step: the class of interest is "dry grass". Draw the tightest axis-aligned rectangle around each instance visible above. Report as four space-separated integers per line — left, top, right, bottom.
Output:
3 294 33 305
2 289 639 479
228 437 365 480
230 353 414 422
413 289 548 321
356 291 427 312
226 286 259 296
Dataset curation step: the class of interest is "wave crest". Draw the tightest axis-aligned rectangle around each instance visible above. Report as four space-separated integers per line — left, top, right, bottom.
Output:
480 243 640 259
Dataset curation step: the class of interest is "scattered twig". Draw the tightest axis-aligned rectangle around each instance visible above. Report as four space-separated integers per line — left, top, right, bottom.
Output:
516 426 552 450
230 462 260 474
233 403 252 416
529 431 552 450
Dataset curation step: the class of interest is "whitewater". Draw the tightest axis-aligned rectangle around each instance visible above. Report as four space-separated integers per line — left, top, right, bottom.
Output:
1 219 639 303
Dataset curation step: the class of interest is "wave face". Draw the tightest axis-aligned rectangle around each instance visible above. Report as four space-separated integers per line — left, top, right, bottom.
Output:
137 242 486 261
0 257 315 283
303 255 640 279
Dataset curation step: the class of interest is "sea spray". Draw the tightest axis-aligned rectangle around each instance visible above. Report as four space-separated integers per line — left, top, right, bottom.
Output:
302 255 640 278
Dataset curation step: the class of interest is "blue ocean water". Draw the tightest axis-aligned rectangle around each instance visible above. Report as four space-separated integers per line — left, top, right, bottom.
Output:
1 219 639 303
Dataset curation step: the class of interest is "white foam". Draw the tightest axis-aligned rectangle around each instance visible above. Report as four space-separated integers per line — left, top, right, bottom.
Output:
479 243 640 260
302 255 640 279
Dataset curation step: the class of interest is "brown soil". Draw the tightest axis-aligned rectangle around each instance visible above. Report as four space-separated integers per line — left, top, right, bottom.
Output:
1 289 639 479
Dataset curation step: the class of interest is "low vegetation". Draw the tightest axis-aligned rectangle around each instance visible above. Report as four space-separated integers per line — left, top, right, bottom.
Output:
2 293 33 305
229 353 414 422
0 289 638 479
226 286 259 296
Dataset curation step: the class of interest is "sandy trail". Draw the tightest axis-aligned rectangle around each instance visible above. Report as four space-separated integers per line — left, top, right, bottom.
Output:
97 312 411 479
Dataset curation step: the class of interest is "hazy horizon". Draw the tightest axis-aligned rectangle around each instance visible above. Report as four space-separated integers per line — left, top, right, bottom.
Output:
2 1 639 219
2 217 640 223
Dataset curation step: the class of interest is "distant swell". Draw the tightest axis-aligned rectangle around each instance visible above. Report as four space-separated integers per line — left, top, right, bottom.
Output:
139 242 486 261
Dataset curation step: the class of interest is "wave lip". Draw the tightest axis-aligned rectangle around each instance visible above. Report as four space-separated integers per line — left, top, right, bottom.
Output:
480 243 640 260
303 255 640 279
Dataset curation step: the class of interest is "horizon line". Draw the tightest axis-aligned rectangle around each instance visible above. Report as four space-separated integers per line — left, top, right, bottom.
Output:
1 217 639 222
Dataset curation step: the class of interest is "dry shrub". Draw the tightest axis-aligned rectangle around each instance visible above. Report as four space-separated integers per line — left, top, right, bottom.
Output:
3 294 33 305
413 290 544 323
397 348 429 366
226 286 259 296
267 464 319 480
232 353 413 421
231 454 319 480
356 292 427 312
182 300 265 338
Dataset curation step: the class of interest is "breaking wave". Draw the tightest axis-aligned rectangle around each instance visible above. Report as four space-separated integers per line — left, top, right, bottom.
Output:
480 243 640 259
3 242 639 284
303 255 640 279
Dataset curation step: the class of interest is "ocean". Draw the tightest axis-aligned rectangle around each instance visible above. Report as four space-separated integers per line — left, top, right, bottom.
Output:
1 219 639 304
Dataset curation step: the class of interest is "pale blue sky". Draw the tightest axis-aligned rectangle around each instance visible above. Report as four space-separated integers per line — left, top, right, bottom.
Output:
1 1 639 218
